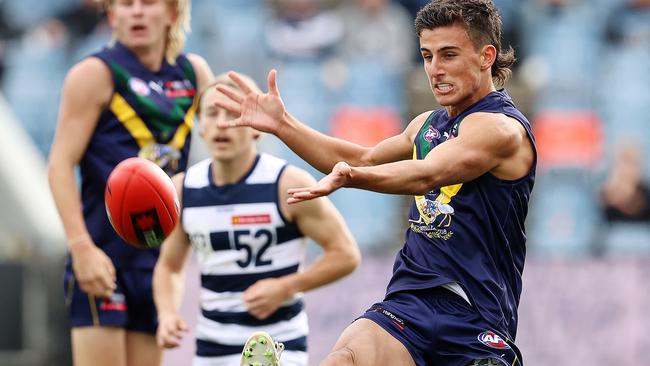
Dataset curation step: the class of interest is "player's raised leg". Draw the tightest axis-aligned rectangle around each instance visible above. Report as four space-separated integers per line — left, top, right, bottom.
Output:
71 327 126 366
320 319 415 366
240 331 285 366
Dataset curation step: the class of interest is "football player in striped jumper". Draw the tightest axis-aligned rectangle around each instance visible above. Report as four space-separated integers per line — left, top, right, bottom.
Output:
215 1 536 365
153 73 360 366
48 1 213 365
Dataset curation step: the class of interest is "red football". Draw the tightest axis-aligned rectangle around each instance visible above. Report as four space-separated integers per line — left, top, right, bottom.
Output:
105 157 179 249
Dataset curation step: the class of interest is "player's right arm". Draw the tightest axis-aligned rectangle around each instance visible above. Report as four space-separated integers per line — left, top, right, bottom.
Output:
215 70 429 174
153 173 192 348
48 57 116 298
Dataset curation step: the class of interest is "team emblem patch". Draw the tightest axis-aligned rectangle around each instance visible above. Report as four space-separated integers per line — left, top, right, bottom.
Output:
423 126 440 142
129 77 151 96
138 143 181 175
478 331 511 350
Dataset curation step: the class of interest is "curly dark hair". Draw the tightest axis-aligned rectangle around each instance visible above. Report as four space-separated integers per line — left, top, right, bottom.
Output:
414 0 515 86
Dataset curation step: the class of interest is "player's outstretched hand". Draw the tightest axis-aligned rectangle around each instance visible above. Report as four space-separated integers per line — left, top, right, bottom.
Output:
70 239 117 298
287 162 352 204
214 69 287 135
156 312 188 348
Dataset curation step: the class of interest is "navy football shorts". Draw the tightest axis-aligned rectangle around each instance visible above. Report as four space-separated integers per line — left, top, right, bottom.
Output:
64 266 157 334
360 286 523 366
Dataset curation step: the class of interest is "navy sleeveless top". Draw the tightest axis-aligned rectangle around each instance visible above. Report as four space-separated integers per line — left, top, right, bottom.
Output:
79 42 197 269
387 90 536 339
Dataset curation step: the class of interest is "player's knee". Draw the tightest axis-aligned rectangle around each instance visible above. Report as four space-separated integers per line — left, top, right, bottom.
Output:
320 346 356 366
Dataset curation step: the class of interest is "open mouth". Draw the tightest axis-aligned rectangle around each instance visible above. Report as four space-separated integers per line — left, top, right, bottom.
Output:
131 25 147 33
213 136 231 144
435 83 454 94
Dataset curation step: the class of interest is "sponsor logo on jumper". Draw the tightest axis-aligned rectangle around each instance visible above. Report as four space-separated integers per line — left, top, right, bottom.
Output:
478 331 511 350
165 79 196 98
149 80 164 94
232 214 272 225
129 77 150 96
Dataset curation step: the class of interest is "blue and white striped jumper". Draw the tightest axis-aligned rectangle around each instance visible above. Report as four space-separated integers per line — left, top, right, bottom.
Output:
182 153 308 366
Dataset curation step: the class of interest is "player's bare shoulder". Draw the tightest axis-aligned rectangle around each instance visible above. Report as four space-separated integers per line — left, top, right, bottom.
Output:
279 165 318 194
462 112 534 179
63 57 113 108
462 112 525 154
186 53 214 91
405 110 436 143
278 164 320 220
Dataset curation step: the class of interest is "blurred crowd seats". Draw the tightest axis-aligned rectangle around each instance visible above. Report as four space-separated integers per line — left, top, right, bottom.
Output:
1 0 648 254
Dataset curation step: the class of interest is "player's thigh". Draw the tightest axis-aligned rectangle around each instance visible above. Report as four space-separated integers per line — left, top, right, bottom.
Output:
72 326 127 366
126 330 161 366
320 318 415 366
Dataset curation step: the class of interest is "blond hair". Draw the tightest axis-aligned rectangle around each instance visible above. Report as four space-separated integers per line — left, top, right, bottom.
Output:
101 0 191 65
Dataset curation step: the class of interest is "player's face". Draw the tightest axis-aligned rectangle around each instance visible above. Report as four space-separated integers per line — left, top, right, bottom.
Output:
199 89 258 163
108 0 174 50
419 24 493 117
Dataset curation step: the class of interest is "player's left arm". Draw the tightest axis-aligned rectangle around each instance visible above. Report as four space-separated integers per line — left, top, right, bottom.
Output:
288 113 533 201
243 166 360 320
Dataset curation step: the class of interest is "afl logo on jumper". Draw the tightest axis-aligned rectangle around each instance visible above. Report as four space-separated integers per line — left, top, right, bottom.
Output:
129 77 151 96
423 126 440 142
478 331 511 350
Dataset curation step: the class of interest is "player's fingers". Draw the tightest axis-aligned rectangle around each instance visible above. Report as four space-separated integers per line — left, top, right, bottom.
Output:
291 190 318 200
228 71 253 94
95 282 114 299
287 187 311 195
248 306 265 320
162 334 181 348
245 296 267 314
105 262 116 281
167 328 181 339
287 197 306 204
268 69 280 96
243 290 258 303
156 334 166 347
102 264 117 289
215 84 244 104
99 270 116 290
79 282 95 296
216 117 246 130
83 281 110 298
178 319 189 331
170 320 187 335
252 305 272 320
259 309 273 320
158 324 179 348
213 97 242 117
78 278 99 296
